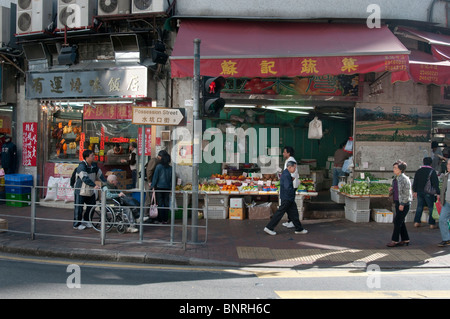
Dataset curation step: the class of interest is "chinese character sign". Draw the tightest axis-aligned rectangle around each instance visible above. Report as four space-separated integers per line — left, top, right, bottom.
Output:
138 127 151 156
23 122 37 166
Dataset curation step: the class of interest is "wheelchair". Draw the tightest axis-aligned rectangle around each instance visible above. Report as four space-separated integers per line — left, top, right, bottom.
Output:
88 198 135 233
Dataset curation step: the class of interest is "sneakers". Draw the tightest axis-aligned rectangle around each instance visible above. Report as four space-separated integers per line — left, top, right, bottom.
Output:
73 224 86 230
264 227 308 235
136 216 150 223
127 227 139 233
282 221 295 228
438 240 450 247
264 227 277 236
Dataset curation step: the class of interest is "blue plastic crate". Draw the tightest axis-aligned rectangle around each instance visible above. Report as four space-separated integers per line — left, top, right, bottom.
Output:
4 174 33 194
4 174 33 185
131 192 146 203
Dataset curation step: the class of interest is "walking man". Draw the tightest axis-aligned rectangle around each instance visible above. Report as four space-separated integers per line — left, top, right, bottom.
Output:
73 150 106 230
264 161 308 235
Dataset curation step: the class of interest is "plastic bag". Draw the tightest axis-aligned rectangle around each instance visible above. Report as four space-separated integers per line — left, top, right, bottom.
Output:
344 137 353 153
308 117 323 139
44 176 59 201
342 156 353 173
432 202 441 220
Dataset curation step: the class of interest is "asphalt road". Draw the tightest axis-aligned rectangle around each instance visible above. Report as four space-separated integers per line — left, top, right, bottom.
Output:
1 252 450 302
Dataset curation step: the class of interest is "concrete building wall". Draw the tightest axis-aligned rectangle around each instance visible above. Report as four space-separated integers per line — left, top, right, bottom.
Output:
175 0 448 26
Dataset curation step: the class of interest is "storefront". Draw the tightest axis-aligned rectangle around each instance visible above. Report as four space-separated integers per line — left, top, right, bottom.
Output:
169 19 412 187
26 63 153 196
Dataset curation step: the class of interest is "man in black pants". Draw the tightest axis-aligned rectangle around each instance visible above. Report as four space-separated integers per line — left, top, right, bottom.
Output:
264 161 308 236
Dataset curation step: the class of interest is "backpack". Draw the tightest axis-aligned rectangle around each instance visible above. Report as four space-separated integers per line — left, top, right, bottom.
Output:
70 168 77 188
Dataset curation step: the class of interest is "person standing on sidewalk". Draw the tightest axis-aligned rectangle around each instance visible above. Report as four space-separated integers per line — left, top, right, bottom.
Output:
387 160 412 247
264 161 307 236
1 135 17 174
332 142 351 187
73 150 106 230
281 146 300 229
412 157 440 229
437 160 450 247
122 142 138 188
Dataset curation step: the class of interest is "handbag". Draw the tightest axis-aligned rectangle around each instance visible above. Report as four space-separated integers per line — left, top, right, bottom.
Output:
149 190 158 218
424 169 437 195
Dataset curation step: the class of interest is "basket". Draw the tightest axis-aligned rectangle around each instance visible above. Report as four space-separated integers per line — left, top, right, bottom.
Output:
206 195 229 207
330 188 345 204
345 196 370 211
203 205 228 219
345 206 370 223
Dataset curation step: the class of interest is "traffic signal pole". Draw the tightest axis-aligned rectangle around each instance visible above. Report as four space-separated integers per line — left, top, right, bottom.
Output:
192 38 201 242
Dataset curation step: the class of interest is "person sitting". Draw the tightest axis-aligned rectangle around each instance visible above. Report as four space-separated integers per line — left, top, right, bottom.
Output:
102 174 148 233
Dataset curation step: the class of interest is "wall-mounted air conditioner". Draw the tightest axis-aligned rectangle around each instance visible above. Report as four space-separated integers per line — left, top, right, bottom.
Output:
57 0 96 30
16 0 54 35
98 0 130 16
132 0 169 14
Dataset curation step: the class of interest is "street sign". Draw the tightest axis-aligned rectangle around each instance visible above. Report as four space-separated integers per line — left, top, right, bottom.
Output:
132 107 185 126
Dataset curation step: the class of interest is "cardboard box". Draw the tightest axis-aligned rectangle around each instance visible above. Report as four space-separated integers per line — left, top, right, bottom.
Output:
248 205 272 220
229 208 245 220
230 198 244 208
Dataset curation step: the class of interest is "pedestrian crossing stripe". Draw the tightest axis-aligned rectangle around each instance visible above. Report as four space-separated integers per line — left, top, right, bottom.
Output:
275 290 450 299
237 247 431 263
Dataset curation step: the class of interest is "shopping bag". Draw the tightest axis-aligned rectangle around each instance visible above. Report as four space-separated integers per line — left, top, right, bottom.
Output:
432 202 440 221
149 190 158 218
308 117 323 139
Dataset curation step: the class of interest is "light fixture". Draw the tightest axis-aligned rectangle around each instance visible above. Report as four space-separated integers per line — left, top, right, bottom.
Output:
265 106 315 109
288 110 309 114
224 105 256 108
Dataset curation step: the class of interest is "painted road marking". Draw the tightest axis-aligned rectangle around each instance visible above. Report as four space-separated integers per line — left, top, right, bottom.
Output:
275 290 450 299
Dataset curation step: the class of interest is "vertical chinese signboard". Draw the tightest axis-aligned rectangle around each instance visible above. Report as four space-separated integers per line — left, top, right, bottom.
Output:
138 127 151 156
23 122 37 166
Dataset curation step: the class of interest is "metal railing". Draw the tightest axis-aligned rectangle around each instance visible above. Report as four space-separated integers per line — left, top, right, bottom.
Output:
0 183 209 249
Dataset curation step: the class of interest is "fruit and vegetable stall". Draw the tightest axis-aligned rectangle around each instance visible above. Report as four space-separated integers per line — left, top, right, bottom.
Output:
175 174 318 220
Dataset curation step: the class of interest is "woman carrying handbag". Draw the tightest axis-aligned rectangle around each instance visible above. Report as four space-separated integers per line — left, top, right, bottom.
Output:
150 153 172 224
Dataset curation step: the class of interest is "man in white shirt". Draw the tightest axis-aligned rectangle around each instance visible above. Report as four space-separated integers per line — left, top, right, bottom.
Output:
281 146 300 228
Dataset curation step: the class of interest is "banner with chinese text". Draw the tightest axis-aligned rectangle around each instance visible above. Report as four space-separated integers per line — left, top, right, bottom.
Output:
23 122 37 166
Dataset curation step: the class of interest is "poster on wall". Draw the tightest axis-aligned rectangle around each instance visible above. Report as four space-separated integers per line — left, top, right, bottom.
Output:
355 103 431 142
23 122 37 166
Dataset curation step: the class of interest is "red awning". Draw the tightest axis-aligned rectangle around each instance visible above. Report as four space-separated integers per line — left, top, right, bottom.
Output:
396 27 450 61
409 50 450 85
170 20 410 81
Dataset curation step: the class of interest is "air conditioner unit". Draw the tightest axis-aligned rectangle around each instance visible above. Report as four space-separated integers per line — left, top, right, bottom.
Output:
132 0 169 14
16 0 54 35
57 0 97 30
98 0 130 15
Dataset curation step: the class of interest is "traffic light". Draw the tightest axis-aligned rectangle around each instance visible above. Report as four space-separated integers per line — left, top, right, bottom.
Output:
202 76 226 117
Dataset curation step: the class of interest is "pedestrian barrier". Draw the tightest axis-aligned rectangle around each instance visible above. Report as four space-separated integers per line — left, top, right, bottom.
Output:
0 183 208 249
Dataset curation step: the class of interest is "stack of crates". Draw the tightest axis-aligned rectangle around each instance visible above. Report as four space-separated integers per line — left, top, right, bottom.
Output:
5 174 33 207
344 196 370 223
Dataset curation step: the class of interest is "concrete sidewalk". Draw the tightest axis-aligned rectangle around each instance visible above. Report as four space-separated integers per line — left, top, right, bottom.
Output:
0 204 450 269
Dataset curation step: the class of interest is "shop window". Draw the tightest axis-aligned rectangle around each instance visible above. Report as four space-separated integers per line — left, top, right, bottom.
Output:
48 110 82 161
83 120 138 164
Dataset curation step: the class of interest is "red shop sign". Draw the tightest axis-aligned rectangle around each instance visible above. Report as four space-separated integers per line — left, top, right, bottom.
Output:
23 122 37 166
